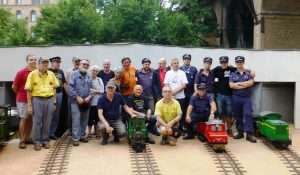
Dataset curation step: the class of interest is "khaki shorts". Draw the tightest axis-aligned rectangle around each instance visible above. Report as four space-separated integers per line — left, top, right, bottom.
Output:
17 102 28 119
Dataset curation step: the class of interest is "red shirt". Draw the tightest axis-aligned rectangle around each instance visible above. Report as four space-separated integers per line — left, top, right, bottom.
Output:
13 68 31 103
159 68 167 88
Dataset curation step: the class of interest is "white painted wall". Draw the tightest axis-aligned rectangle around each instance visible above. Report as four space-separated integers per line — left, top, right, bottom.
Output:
0 44 300 128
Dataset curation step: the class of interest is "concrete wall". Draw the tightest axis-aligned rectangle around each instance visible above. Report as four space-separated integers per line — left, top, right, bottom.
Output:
0 44 299 128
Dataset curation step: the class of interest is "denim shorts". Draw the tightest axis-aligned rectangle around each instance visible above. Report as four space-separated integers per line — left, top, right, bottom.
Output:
216 94 232 117
17 102 28 119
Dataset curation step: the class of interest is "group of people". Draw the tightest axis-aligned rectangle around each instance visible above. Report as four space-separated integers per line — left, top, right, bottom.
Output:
12 53 256 151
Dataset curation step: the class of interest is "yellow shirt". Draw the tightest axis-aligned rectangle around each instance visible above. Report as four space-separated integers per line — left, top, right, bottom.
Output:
154 98 182 123
25 70 59 97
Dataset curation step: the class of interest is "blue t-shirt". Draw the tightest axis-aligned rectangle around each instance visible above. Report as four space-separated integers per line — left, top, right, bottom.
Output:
189 95 212 115
97 93 125 120
229 70 253 97
194 69 214 93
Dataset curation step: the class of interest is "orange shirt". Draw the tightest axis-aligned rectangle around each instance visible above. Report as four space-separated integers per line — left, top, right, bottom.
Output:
120 66 137 96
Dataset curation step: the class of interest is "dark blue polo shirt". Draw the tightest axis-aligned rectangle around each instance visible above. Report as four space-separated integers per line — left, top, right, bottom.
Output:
194 69 214 93
97 93 125 120
180 65 198 97
189 95 212 115
229 70 253 97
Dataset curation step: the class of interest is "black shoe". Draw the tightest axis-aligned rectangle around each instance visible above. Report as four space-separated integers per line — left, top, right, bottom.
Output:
146 137 155 144
73 141 80 146
160 136 168 145
246 134 257 143
234 132 244 139
50 136 58 140
80 137 89 143
183 135 195 140
113 136 120 143
101 138 108 145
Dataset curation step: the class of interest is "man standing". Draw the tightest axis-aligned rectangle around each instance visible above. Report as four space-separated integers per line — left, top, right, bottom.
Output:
25 58 59 151
212 56 236 136
97 82 134 145
153 58 169 102
185 83 217 139
127 85 158 144
137 58 155 112
229 56 256 143
98 59 115 88
164 58 188 132
12 54 37 149
155 86 182 146
65 57 81 84
195 57 214 98
69 59 93 146
49 56 67 140
119 57 137 99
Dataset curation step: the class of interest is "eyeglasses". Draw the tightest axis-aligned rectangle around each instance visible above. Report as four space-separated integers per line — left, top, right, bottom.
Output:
82 63 90 66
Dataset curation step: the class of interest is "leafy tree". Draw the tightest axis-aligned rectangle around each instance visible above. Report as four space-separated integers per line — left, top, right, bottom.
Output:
0 8 29 46
34 0 103 44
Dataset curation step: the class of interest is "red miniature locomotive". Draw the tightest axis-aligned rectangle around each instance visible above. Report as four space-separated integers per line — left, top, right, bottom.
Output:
196 119 228 151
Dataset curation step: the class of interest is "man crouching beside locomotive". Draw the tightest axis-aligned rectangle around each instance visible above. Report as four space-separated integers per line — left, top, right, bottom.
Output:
184 83 217 139
97 82 135 145
127 85 159 144
229 56 256 143
155 86 182 146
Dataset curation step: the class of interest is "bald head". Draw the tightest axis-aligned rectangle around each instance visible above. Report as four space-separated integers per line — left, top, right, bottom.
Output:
158 57 167 69
133 85 143 96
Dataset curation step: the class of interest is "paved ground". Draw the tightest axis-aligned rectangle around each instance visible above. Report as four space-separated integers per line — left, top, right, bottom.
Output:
0 127 299 175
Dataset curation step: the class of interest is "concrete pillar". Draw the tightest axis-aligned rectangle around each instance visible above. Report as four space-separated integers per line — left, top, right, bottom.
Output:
294 82 300 129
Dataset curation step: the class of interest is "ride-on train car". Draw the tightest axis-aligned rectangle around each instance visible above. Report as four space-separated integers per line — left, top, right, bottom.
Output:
127 116 148 153
255 111 291 149
0 105 19 146
196 119 228 151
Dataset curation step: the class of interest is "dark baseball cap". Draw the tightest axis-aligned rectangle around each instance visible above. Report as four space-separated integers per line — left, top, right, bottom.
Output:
219 56 229 63
235 56 245 63
49 56 61 62
183 54 191 60
203 57 213 64
196 83 207 90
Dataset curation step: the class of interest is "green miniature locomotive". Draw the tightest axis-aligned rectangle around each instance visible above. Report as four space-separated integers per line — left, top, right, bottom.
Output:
0 105 11 145
256 111 291 149
127 116 148 153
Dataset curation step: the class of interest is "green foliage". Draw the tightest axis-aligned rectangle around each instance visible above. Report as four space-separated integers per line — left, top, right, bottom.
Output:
0 8 29 46
0 0 217 46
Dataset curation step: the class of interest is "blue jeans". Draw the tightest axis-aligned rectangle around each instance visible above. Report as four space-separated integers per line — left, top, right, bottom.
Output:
216 94 232 117
49 92 63 137
71 103 90 141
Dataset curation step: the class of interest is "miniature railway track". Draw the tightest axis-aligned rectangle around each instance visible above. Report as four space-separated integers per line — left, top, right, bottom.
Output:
38 132 72 175
129 144 161 175
205 144 246 175
263 140 300 175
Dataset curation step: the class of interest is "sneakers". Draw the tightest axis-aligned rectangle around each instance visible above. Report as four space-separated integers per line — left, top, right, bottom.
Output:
43 143 50 149
80 137 89 143
113 136 120 143
246 134 257 143
168 136 177 146
233 132 244 139
101 132 109 145
34 144 42 151
19 141 26 149
73 141 80 146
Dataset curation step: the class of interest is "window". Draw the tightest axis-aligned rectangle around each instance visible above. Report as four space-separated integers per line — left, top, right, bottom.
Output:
31 10 37 22
16 0 22 4
1 0 8 4
31 0 40 5
16 10 22 19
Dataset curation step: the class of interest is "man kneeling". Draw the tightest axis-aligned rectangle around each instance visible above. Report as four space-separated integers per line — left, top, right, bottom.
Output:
155 86 182 146
184 83 217 139
98 82 134 145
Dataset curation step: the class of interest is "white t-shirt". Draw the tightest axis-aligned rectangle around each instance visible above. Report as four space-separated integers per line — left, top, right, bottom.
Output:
164 69 188 99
